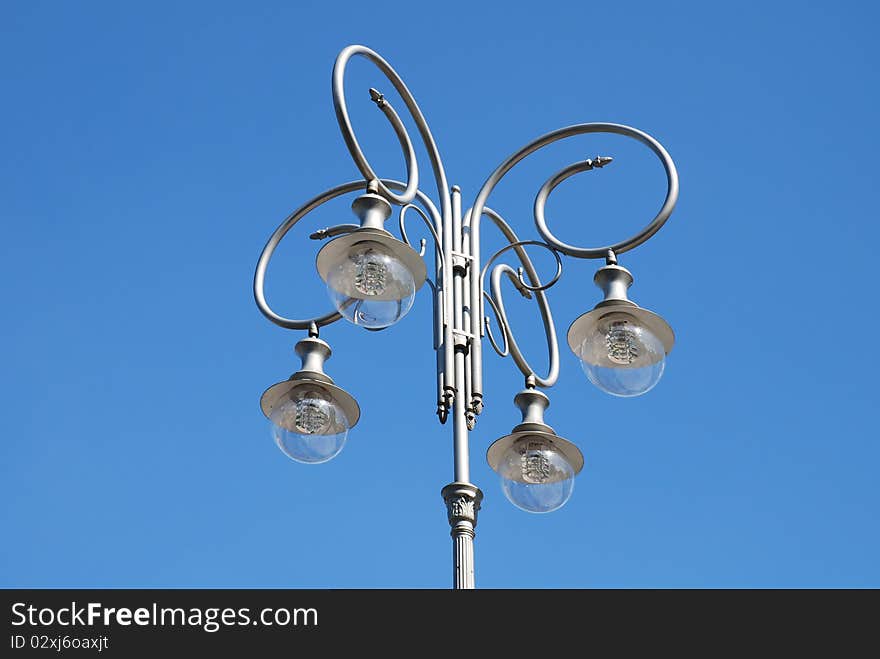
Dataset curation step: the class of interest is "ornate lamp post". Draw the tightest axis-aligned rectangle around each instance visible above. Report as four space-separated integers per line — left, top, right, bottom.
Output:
254 45 679 588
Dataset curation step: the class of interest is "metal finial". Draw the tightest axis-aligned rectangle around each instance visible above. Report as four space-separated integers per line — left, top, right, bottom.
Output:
368 88 386 107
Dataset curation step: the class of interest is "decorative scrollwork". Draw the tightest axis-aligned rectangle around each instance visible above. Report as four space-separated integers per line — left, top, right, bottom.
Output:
479 239 563 296
533 134 676 259
332 45 451 217
467 123 679 361
471 208 562 388
399 203 444 265
483 290 510 358
488 263 559 388
263 44 679 434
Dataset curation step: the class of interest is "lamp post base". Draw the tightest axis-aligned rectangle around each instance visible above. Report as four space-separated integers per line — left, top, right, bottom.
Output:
441 482 484 589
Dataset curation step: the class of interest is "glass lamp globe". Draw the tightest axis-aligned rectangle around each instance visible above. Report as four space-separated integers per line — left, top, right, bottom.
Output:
325 240 417 329
268 387 350 464
576 311 666 397
497 436 576 514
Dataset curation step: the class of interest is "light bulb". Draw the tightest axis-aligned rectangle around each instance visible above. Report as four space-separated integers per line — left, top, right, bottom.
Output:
269 387 349 464
353 249 388 296
606 319 640 364
292 390 331 434
497 437 575 513
325 241 417 329
577 311 665 397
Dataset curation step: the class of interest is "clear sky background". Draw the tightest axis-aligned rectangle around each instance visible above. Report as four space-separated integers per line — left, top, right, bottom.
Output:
2 0 878 588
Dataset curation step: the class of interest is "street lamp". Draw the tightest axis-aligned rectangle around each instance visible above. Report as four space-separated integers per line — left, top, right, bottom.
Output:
260 331 360 464
316 188 427 329
253 44 679 588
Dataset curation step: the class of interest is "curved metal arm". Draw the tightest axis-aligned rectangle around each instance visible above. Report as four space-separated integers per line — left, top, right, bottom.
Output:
489 263 559 387
483 291 510 358
479 239 563 296
467 207 561 388
399 203 444 267
254 179 440 330
467 122 678 359
473 207 557 326
332 45 452 219
364 89 419 205
534 138 676 258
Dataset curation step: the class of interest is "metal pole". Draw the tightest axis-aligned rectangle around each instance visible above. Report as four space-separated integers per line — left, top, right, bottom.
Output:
442 185 483 590
451 186 469 484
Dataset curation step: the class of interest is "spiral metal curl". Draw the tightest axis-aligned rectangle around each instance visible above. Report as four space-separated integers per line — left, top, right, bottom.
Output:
468 123 679 371
332 45 452 218
472 208 562 387
533 136 677 259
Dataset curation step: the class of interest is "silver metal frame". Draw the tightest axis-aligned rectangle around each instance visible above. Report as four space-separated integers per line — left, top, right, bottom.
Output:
253 44 679 589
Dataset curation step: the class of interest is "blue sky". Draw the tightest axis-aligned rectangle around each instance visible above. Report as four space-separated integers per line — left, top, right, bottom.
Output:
2 0 878 588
